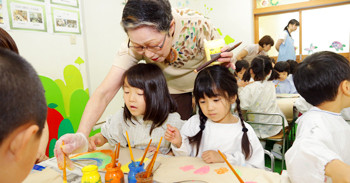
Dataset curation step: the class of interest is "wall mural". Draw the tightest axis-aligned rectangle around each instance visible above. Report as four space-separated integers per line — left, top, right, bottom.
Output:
41 57 99 157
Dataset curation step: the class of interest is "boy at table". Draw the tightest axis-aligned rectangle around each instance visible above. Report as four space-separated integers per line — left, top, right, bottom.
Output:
0 49 47 183
286 51 350 183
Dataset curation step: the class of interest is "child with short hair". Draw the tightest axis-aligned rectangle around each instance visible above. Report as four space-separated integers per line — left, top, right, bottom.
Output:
273 61 297 94
88 63 184 154
0 49 47 183
238 55 287 159
234 60 249 81
286 51 350 183
165 65 264 168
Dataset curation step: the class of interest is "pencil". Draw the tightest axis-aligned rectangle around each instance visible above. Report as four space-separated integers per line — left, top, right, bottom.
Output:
140 139 152 166
125 131 135 163
60 141 67 183
218 150 244 183
194 41 242 73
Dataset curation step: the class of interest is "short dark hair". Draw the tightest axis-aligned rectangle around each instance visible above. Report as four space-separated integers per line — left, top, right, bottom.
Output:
250 55 273 81
235 60 249 73
258 35 274 47
286 60 298 75
121 0 173 32
0 28 19 54
122 63 177 135
294 51 350 106
274 61 290 74
0 49 46 144
191 65 252 159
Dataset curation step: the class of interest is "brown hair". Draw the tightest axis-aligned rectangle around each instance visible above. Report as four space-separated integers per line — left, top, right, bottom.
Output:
0 28 19 54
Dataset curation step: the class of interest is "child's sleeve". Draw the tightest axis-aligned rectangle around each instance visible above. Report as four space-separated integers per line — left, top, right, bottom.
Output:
285 122 342 183
238 85 254 110
171 116 200 157
101 111 128 147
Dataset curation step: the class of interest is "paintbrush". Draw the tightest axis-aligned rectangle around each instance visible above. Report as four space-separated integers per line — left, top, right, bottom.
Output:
218 150 244 183
145 137 162 178
194 41 242 73
125 131 135 166
116 142 120 161
112 144 117 168
140 139 152 166
60 141 67 183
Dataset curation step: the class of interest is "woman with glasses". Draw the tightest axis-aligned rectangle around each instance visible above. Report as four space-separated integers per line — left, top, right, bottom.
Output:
54 0 234 163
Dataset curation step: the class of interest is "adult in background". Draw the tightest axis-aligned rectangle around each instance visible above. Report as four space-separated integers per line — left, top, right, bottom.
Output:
275 19 299 62
236 35 274 64
54 0 234 168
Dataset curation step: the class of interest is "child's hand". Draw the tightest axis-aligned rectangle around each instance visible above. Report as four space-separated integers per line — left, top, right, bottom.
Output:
201 150 225 164
88 133 107 151
165 124 182 148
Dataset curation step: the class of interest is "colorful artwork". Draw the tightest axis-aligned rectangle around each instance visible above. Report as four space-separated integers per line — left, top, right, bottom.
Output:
214 167 228 174
270 0 279 6
41 57 98 158
70 150 113 171
260 0 270 7
304 43 318 54
330 41 346 51
180 165 195 172
194 166 210 175
216 28 235 45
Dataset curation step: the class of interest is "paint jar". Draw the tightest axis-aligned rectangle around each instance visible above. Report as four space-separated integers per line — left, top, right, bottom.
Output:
135 172 153 183
105 162 124 183
81 165 102 183
127 161 145 183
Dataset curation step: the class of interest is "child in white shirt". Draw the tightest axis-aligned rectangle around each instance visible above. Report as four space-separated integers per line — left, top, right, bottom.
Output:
285 51 350 183
89 63 184 154
165 65 264 169
238 55 287 159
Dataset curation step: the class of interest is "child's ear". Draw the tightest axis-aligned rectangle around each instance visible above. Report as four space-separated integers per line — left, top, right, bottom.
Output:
169 19 175 36
341 80 350 97
9 124 39 160
230 95 237 104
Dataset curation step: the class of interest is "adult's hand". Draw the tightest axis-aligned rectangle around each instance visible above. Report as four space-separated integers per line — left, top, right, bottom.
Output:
218 45 235 70
54 133 88 170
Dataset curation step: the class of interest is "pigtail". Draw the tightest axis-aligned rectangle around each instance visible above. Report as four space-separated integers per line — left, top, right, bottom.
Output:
268 68 279 81
284 25 291 37
236 96 252 159
188 109 207 156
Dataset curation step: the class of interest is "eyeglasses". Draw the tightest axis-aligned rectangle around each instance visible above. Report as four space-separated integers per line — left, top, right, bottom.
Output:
128 34 167 53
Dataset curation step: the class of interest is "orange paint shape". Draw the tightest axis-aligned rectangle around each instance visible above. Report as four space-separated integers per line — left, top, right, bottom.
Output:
214 167 229 174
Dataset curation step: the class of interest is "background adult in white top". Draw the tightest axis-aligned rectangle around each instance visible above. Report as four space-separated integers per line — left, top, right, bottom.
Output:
236 35 274 63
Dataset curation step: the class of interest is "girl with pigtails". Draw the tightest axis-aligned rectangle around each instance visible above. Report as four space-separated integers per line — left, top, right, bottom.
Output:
165 65 264 169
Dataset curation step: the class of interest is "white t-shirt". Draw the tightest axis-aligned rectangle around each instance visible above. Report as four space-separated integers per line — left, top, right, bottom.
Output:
239 80 287 138
279 31 289 44
286 107 350 183
242 44 267 63
171 114 265 169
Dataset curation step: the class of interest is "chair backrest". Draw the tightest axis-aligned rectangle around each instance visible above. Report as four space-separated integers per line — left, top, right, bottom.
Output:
244 112 286 140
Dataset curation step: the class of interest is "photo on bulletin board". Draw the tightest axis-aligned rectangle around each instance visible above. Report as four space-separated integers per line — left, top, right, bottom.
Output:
0 0 4 25
51 7 81 34
51 0 78 8
7 0 47 31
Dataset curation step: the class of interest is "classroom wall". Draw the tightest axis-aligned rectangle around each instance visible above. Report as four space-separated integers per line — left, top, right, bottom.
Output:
82 0 254 121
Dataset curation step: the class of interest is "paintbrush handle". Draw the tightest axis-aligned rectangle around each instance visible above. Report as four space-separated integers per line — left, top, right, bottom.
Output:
125 131 135 162
112 144 117 168
140 139 152 166
145 150 158 178
218 150 244 183
194 41 242 73
116 142 120 160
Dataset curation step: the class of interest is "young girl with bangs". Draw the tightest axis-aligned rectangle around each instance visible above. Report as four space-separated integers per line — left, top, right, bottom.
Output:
88 63 184 154
165 65 264 168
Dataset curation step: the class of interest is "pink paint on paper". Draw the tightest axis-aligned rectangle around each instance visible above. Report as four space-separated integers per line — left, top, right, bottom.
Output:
194 166 210 175
180 165 195 172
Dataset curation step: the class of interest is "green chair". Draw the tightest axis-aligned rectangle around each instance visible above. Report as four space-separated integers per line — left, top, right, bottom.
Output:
244 112 288 170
